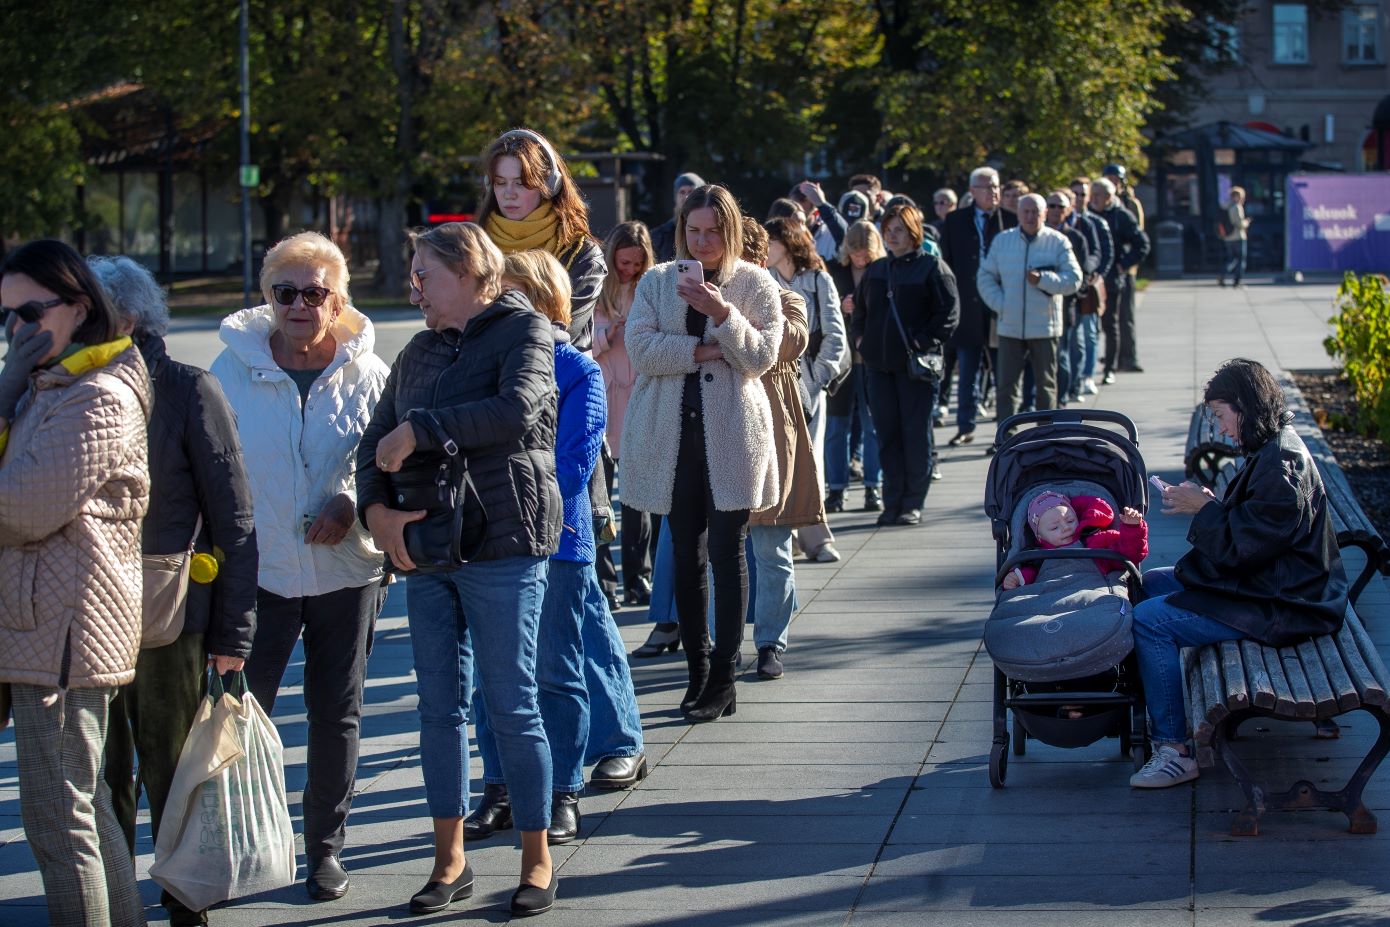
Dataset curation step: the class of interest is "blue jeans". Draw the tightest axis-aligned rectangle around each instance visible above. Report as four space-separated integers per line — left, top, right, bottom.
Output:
1132 567 1244 745
475 559 589 793
751 525 797 652
825 371 882 491
955 345 982 435
406 556 552 829
578 565 644 764
1080 314 1099 379
1222 239 1246 285
1057 321 1084 400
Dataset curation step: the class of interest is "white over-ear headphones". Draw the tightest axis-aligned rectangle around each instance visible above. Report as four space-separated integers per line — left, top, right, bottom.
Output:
486 128 563 197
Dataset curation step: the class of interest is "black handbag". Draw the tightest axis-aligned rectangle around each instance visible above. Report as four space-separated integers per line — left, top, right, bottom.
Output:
886 269 943 384
383 411 488 575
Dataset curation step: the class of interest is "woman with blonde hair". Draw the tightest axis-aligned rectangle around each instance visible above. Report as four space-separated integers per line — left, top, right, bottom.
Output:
478 128 606 348
1219 186 1251 288
357 222 561 916
621 184 783 723
593 221 658 609
211 230 389 902
825 221 886 514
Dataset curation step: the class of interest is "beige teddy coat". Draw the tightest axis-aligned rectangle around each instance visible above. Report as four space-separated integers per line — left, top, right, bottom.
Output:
619 259 783 514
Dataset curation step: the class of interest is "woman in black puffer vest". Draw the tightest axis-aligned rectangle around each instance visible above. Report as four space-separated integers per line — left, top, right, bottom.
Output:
357 222 563 917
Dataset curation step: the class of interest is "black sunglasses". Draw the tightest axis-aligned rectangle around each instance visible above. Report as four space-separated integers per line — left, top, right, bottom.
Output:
0 297 63 326
271 284 331 308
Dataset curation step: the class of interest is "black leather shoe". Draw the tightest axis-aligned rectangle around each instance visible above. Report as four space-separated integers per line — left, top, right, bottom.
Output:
589 753 648 790
510 871 558 917
947 431 974 447
862 487 882 512
896 510 922 526
306 853 350 901
824 488 845 513
624 575 653 606
547 791 581 845
632 624 680 658
875 511 898 527
464 782 513 841
409 862 475 913
162 892 207 927
757 647 784 680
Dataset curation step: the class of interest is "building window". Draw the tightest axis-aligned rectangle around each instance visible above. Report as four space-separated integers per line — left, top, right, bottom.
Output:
1273 4 1309 64
1344 5 1381 63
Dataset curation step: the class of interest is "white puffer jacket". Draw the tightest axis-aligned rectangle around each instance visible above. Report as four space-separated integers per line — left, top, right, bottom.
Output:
211 305 388 599
976 226 1082 340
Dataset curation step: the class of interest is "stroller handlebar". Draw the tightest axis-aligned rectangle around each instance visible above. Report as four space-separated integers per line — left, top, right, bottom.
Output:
994 410 1140 447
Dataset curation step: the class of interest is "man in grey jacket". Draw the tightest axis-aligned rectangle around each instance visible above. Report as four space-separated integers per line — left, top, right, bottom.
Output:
977 193 1082 430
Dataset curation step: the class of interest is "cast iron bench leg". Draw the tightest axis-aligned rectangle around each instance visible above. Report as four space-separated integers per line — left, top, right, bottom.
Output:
1215 712 1265 836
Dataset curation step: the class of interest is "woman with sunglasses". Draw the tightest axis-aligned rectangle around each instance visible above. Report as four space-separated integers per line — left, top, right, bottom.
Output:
210 231 389 902
0 239 151 926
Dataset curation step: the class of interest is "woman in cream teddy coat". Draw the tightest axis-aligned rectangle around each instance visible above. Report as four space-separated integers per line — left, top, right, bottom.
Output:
620 185 782 724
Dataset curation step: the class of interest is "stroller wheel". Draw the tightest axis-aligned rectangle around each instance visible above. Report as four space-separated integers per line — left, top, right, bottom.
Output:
989 741 1008 788
1012 713 1027 756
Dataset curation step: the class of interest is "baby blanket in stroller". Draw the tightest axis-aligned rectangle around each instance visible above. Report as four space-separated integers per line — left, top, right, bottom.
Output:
985 556 1132 683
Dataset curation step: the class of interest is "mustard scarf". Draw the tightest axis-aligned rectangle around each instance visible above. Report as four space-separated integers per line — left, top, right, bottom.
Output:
485 202 563 255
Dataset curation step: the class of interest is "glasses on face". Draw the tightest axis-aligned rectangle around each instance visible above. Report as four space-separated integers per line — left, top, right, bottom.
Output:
271 284 331 308
970 184 999 192
934 199 952 206
410 267 432 293
1046 202 1066 210
0 297 63 326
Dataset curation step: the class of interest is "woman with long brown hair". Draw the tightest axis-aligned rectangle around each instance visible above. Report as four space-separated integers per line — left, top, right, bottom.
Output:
477 128 606 349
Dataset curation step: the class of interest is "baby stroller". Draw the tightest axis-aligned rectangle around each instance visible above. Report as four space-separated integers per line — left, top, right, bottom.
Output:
981 409 1151 788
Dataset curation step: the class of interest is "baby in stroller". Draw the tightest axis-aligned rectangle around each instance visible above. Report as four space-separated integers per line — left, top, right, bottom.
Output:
1001 492 1149 591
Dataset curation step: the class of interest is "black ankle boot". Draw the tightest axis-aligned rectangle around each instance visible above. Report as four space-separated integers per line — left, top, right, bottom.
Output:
680 652 710 713
684 660 737 723
463 783 512 840
546 791 581 845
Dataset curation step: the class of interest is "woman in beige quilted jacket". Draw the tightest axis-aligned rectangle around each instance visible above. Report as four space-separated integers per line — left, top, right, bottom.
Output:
0 239 152 927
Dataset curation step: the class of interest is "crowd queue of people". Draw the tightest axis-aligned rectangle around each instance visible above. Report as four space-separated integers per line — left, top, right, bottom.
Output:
1 127 1171 925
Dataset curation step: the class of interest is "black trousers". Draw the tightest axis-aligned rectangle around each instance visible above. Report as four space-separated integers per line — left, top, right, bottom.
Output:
667 409 749 666
620 500 660 598
595 447 620 602
245 582 379 859
1102 272 1135 372
865 367 938 517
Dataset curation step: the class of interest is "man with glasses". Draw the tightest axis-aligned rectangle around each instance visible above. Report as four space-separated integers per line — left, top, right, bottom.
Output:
1067 177 1113 396
1044 191 1092 405
940 166 1016 449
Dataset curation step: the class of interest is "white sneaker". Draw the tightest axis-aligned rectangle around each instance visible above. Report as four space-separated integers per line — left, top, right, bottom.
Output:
1081 378 1098 395
813 544 841 563
1129 745 1199 789
936 405 949 418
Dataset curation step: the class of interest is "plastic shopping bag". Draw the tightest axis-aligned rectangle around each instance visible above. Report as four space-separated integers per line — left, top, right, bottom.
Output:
149 672 298 911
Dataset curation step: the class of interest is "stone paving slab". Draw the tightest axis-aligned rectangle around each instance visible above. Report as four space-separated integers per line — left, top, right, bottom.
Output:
4 278 1390 927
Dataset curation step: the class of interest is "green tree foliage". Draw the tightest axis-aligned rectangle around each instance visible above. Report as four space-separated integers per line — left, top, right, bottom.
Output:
1326 273 1390 439
873 0 1182 190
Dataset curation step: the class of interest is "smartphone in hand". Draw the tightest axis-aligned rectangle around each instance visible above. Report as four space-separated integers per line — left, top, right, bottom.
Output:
1149 474 1170 493
676 260 704 291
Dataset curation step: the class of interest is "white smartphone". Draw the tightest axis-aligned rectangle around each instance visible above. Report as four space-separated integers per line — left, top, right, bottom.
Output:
1149 474 1170 493
675 260 704 290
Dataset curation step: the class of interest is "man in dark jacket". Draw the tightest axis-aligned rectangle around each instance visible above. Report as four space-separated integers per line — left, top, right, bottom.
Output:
1090 178 1149 383
649 171 705 262
940 166 1017 445
92 255 258 927
1046 191 1091 405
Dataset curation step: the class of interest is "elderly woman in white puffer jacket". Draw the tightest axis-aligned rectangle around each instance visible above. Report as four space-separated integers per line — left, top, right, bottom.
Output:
620 184 782 727
977 192 1082 428
210 231 388 902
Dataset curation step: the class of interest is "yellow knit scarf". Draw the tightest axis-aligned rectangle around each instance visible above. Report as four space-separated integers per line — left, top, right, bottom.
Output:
0 336 132 457
485 202 562 255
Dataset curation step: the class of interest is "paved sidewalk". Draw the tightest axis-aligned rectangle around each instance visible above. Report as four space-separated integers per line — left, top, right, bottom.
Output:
3 278 1388 926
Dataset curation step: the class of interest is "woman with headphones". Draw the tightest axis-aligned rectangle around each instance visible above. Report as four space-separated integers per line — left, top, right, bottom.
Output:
478 129 606 350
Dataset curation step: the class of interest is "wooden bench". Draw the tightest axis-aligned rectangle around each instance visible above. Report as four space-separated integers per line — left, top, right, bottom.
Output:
1183 434 1390 836
1183 402 1242 487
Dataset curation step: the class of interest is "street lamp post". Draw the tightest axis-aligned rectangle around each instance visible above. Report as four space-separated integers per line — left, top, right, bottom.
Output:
239 0 253 308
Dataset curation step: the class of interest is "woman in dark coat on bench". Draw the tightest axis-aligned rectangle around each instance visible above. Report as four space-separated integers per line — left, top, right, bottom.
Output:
1130 358 1348 789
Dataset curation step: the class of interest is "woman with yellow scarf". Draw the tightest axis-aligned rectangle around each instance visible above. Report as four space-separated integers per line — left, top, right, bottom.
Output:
478 129 606 350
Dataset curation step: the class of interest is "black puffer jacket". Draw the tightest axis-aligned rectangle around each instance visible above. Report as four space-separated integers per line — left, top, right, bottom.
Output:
356 291 563 561
138 335 258 658
1172 425 1348 646
851 249 960 374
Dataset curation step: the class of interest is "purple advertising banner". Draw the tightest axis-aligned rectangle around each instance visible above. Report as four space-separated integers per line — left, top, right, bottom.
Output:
1286 173 1390 272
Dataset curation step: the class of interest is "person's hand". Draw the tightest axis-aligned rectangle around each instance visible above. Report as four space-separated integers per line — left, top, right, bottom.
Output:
841 294 855 314
365 503 426 572
1120 506 1143 526
797 181 827 208
1001 569 1022 591
677 278 731 324
209 655 245 675
1026 269 1042 286
374 421 417 473
610 318 625 346
1160 481 1216 516
0 322 53 418
693 343 725 364
855 335 863 351
306 492 357 545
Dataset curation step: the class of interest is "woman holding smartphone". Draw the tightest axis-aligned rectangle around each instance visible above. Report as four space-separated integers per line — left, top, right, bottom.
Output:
620 184 783 723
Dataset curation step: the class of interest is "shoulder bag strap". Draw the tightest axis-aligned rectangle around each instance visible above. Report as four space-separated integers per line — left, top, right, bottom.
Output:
885 264 913 353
